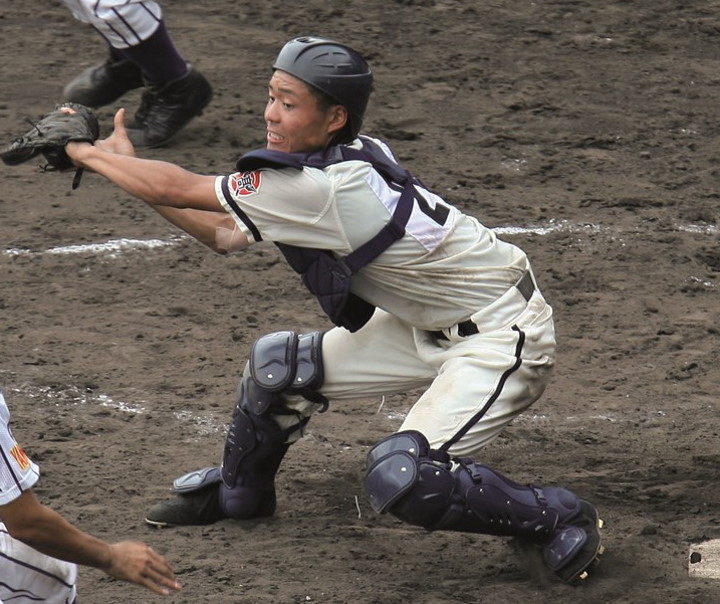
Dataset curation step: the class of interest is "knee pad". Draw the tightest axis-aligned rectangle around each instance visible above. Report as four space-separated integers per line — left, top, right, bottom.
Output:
365 431 455 529
245 330 327 416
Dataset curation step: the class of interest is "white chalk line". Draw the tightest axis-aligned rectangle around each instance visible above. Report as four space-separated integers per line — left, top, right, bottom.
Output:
3 220 715 294
4 380 673 446
5 384 228 437
2 219 717 259
1 217 715 430
4 235 186 258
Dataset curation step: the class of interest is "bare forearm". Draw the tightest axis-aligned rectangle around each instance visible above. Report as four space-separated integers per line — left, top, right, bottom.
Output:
10 503 113 571
67 142 218 211
151 205 232 252
66 142 245 253
3 492 180 595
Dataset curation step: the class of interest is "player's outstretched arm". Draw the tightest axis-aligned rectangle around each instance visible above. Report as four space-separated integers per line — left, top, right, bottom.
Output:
65 108 220 213
67 108 247 253
0 490 181 596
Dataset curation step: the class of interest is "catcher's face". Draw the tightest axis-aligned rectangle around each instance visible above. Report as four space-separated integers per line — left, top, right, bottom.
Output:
265 71 347 153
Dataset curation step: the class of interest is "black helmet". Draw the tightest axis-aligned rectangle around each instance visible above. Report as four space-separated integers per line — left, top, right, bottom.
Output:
273 36 373 141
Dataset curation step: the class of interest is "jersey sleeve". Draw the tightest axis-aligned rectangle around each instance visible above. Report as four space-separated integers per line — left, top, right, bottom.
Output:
0 393 40 506
214 167 353 251
215 173 264 244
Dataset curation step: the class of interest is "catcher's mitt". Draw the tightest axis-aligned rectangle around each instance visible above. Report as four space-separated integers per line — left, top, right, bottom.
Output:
1 103 99 187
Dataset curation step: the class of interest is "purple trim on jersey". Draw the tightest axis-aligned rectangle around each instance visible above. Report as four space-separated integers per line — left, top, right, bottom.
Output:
0 445 24 493
220 176 263 242
440 325 526 452
0 547 76 589
0 579 40 602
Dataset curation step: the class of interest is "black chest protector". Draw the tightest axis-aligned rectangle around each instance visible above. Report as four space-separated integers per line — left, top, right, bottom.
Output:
234 137 422 332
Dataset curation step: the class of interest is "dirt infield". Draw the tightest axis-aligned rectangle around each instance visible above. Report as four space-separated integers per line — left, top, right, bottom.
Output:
1 1 719 602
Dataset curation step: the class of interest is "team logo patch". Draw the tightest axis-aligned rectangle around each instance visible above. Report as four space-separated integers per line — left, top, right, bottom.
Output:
229 171 262 197
10 444 31 471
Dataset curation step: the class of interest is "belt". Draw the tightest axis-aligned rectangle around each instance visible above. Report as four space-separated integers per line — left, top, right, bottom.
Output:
435 271 535 339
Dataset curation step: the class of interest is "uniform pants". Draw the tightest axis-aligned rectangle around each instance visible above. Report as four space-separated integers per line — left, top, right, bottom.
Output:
62 0 162 48
0 524 77 604
284 285 556 458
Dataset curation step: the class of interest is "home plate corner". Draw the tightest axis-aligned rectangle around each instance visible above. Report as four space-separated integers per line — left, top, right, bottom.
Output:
689 539 720 579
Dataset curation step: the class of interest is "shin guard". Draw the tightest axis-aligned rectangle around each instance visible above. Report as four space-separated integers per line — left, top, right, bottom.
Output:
219 406 289 518
219 330 325 519
365 430 577 538
365 431 602 581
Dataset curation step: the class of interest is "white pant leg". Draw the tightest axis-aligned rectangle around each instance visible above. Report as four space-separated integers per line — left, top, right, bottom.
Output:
62 0 162 48
320 309 437 401
0 525 78 604
244 310 437 441
313 291 555 459
402 290 556 457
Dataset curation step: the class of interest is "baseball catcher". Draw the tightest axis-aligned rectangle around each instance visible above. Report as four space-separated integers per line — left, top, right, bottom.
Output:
12 36 606 586
1 102 99 188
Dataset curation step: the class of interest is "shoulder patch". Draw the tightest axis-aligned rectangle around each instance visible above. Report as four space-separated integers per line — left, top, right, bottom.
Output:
10 443 31 471
229 171 262 197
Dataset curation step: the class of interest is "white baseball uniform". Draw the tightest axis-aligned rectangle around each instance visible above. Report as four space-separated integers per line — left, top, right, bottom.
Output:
0 392 78 604
62 0 162 49
215 136 556 457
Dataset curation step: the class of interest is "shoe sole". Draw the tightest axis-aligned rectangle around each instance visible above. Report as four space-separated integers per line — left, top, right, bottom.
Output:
145 517 174 528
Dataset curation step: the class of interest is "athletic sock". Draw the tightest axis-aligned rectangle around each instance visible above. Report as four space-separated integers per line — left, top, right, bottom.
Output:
117 21 189 85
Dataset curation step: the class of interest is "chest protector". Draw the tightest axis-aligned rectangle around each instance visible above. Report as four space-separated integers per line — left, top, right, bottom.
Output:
235 137 422 332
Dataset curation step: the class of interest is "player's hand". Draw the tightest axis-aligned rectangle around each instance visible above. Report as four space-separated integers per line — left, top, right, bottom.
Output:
106 541 182 596
94 108 136 157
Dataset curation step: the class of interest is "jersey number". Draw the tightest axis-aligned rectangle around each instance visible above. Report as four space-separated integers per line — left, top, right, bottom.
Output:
415 191 450 226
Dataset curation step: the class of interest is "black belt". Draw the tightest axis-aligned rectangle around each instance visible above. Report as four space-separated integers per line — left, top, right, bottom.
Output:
434 271 535 339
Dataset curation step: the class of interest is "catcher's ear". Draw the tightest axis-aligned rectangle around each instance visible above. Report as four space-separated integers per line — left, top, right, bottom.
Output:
327 105 348 136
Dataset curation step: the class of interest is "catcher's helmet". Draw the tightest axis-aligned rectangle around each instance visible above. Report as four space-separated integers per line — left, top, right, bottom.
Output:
273 37 373 141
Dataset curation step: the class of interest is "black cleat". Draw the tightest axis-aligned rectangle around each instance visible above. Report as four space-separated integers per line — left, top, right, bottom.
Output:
543 500 605 584
145 485 224 527
64 57 144 107
125 67 212 148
